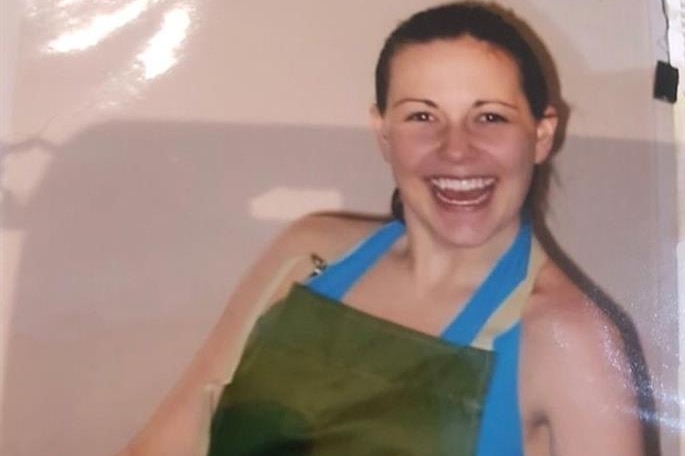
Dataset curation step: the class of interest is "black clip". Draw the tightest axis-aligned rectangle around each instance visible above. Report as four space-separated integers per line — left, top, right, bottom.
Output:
654 60 679 103
309 254 327 277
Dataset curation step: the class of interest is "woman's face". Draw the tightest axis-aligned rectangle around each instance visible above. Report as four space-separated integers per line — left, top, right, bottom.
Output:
372 36 557 249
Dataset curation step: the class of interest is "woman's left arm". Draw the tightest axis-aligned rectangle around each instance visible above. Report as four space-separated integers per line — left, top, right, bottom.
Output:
521 292 645 456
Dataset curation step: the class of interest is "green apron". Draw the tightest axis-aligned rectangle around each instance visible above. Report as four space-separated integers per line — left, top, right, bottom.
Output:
208 284 494 456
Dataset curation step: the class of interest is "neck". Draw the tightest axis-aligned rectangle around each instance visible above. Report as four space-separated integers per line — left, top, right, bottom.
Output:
393 216 522 294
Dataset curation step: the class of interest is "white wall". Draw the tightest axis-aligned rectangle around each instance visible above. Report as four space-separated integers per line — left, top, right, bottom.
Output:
1 1 679 455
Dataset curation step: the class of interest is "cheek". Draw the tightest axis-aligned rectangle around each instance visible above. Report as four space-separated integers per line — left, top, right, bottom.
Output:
492 134 538 176
385 134 437 172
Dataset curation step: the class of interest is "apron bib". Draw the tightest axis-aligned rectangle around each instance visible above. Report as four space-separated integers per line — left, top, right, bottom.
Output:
208 285 493 456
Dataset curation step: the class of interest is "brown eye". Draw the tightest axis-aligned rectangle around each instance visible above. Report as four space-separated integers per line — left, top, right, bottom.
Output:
478 112 507 123
406 112 434 122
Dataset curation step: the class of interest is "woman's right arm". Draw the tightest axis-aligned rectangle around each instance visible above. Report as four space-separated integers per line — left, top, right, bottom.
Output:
117 214 354 456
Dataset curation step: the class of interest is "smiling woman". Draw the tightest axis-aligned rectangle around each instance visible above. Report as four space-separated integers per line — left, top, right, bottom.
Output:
118 3 647 456
373 36 556 250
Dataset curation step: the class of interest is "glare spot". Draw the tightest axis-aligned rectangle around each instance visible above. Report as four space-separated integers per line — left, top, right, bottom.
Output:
136 7 191 79
56 0 87 7
46 0 152 53
249 187 343 222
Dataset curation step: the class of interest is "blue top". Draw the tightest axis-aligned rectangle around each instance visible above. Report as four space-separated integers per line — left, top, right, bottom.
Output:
307 219 532 456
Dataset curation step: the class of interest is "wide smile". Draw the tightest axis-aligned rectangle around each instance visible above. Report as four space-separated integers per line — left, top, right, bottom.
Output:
427 175 497 208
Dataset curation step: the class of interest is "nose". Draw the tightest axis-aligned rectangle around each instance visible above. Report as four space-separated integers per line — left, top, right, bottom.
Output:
438 119 475 162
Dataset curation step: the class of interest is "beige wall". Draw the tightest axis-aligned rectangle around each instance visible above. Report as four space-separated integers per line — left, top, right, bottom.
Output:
1 1 680 455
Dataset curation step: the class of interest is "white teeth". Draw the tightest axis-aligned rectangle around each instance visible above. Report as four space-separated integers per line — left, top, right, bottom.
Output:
429 177 496 191
434 188 490 206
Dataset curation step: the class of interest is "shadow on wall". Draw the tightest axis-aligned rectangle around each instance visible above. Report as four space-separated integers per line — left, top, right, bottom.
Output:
0 120 391 456
0 120 673 456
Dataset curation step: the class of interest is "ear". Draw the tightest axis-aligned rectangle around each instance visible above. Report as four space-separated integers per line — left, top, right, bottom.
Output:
370 104 391 162
533 106 558 164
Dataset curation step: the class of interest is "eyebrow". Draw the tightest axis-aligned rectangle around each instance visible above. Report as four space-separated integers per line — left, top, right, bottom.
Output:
392 98 438 108
474 100 519 110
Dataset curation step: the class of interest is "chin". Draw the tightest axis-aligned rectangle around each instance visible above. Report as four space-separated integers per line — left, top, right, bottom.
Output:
406 197 522 251
435 220 514 250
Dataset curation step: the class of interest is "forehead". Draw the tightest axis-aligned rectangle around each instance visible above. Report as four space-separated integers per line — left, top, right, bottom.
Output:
387 36 523 101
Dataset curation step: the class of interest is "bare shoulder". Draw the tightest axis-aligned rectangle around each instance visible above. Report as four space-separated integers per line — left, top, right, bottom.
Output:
521 260 633 386
250 212 388 289
520 260 643 454
522 261 621 350
223 211 388 323
272 212 389 263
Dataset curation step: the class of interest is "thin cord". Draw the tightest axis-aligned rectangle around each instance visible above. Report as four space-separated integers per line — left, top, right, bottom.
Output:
661 0 671 62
